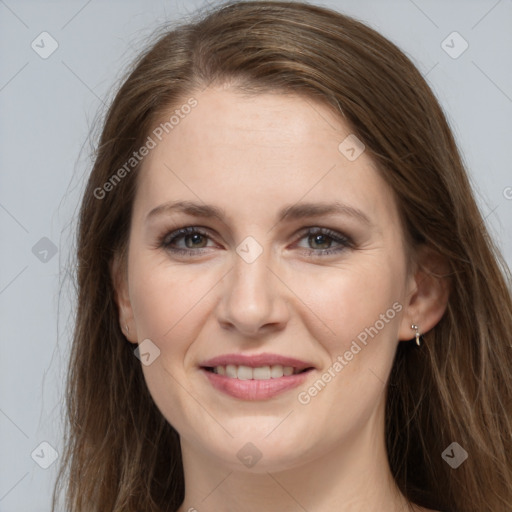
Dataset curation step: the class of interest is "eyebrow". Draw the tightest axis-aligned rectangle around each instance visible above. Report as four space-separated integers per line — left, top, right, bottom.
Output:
146 200 371 225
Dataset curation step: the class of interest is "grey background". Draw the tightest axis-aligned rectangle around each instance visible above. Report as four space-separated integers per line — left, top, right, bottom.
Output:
0 0 511 510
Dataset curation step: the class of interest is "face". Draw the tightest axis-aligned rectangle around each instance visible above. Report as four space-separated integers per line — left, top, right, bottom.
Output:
116 86 418 472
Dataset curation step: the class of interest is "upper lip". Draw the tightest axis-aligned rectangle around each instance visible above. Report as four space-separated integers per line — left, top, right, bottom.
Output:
200 352 314 372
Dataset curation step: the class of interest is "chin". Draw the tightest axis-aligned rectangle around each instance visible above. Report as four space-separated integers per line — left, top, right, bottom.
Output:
187 425 315 473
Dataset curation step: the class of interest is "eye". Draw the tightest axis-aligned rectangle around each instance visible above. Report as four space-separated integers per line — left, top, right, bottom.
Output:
294 227 353 256
158 225 353 258
159 227 216 256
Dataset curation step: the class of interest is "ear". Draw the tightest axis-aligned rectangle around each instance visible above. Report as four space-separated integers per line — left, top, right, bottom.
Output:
398 245 451 342
110 251 138 344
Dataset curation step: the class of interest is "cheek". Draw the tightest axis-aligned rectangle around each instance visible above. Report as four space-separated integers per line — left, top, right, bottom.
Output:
293 259 404 350
291 263 405 424
127 254 215 430
129 250 205 340
127 250 224 386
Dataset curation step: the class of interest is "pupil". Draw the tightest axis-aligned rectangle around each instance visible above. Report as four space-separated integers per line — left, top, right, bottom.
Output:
186 234 204 248
311 234 330 249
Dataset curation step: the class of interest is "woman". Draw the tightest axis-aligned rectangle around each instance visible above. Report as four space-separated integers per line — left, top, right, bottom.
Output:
53 1 512 511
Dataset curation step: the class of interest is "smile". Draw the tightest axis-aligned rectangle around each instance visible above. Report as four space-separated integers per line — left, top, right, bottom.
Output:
206 364 308 379
200 353 315 400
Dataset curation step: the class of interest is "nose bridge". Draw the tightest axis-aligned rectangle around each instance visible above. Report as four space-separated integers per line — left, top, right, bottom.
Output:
218 235 288 334
231 240 274 308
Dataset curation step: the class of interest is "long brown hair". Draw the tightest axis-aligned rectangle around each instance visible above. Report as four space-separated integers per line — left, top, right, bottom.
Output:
53 1 512 510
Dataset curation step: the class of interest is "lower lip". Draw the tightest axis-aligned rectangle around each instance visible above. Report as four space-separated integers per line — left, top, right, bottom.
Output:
201 368 312 400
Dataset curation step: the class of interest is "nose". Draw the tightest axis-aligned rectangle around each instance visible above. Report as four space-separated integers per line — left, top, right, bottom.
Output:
216 247 290 338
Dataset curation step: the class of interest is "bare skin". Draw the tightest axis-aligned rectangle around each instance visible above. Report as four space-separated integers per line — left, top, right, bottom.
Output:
113 86 447 512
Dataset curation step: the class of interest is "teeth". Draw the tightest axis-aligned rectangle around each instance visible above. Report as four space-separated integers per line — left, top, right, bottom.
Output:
270 365 284 378
212 364 300 379
225 364 237 378
253 366 271 380
237 365 253 380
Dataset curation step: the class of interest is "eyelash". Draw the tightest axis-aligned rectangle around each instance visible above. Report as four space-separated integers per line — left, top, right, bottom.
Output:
158 226 353 258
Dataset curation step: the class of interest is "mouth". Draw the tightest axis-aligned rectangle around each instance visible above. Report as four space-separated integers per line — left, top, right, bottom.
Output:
202 364 313 379
200 352 315 379
199 353 315 400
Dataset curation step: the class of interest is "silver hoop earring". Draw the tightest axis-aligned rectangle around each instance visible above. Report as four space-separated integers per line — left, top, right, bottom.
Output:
411 324 421 346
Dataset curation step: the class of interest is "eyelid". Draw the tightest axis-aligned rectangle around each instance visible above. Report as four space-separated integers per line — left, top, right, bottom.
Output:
160 226 218 249
291 226 353 254
294 225 351 242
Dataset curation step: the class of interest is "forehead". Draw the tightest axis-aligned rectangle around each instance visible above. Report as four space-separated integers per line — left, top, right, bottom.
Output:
133 87 398 228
